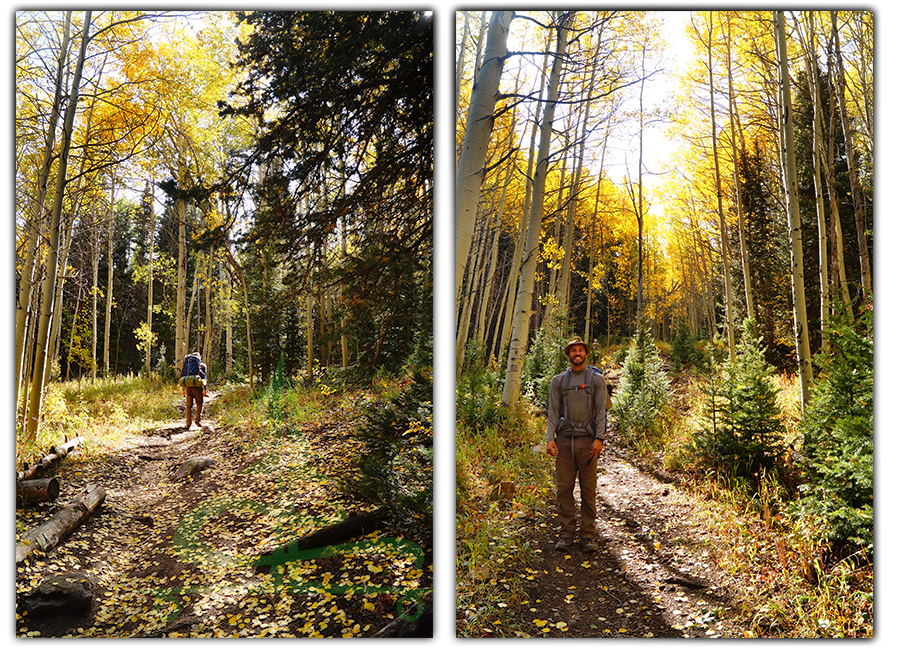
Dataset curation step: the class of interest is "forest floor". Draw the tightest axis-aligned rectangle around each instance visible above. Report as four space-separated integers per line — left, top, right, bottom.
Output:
15 386 430 638
496 430 753 638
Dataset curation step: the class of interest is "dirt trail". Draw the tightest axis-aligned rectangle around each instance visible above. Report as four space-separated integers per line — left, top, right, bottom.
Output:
16 388 429 638
504 432 751 638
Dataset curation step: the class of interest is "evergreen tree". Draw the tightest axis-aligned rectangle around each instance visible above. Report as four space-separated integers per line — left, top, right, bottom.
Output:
613 325 672 443
792 308 873 553
693 319 786 481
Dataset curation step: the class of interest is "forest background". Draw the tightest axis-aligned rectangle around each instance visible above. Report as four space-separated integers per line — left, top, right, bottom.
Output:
4 0 900 645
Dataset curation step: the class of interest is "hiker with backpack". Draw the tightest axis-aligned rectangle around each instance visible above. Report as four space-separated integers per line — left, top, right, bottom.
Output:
179 352 207 429
545 337 608 553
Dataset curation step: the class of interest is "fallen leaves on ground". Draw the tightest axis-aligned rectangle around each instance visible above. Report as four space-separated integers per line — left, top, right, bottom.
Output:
16 388 431 638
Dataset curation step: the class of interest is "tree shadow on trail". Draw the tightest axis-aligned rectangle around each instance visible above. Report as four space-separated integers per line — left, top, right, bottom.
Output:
504 517 684 638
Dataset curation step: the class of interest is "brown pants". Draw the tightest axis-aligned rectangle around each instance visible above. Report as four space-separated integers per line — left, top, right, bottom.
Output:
185 387 204 427
555 435 598 541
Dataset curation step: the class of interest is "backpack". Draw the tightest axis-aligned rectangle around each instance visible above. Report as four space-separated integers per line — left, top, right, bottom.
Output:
181 353 203 379
558 366 605 436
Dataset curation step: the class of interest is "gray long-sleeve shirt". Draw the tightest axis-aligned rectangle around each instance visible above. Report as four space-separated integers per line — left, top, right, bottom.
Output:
546 367 608 442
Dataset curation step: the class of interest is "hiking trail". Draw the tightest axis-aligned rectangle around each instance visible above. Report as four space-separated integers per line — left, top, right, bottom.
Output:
499 428 753 638
16 387 430 638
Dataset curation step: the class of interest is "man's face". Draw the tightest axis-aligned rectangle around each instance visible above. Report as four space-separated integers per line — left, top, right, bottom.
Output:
567 344 587 365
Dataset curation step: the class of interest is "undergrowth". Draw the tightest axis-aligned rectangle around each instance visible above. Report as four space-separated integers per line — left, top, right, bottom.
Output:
16 375 181 468
456 366 553 638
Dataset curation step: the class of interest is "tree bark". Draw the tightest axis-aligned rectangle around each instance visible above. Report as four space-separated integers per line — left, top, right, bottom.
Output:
16 12 72 405
17 478 61 507
18 437 84 482
775 11 813 411
16 484 106 564
501 11 571 407
831 10 872 298
253 509 388 573
455 10 513 301
24 11 92 442
704 13 735 361
725 12 755 323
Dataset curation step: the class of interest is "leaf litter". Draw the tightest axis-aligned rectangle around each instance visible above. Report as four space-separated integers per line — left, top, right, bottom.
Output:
16 389 431 638
481 432 753 638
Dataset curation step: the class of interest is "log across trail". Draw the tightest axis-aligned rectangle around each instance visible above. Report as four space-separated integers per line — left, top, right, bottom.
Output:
15 389 431 638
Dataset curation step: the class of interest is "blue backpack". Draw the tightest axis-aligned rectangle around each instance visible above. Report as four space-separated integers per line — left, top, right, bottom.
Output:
181 353 204 379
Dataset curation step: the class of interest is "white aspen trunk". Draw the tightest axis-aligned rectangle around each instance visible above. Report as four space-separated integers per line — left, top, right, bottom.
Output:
146 182 156 377
800 12 830 352
16 12 72 402
501 11 571 407
584 178 602 345
831 11 872 298
498 32 551 358
776 11 813 411
455 12 471 119
174 134 188 367
24 11 91 442
707 15 735 360
104 180 115 377
725 13 755 322
561 32 604 311
455 10 513 301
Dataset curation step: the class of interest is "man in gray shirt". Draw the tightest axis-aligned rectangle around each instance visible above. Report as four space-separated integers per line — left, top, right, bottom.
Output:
546 337 607 553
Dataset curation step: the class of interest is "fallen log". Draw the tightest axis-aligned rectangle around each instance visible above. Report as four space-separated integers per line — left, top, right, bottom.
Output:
254 508 387 572
18 436 84 482
16 484 106 565
16 478 61 507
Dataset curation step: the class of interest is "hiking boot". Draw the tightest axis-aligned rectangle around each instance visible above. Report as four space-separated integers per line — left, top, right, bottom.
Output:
582 539 599 553
195 420 202 427
555 537 572 552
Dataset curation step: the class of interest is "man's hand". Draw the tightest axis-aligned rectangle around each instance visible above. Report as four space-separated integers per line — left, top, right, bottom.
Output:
546 440 558 457
590 439 604 458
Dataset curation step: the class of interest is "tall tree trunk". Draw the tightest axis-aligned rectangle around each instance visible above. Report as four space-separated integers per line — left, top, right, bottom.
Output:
455 10 513 301
725 13 755 322
831 11 872 298
16 11 72 405
24 11 91 442
146 180 156 377
174 134 189 367
775 10 813 411
501 11 571 407
104 180 115 377
498 31 552 359
824 53 853 312
800 12 830 352
559 35 601 310
706 13 735 360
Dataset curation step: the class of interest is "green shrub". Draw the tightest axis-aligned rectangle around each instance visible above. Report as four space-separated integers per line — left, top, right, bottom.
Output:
342 367 433 546
519 313 569 411
613 326 672 444
790 309 873 554
692 319 787 481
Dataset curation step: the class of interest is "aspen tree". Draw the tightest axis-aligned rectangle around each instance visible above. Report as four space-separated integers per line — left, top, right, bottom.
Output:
501 11 572 407
775 10 813 410
831 10 872 298
455 10 513 301
25 11 92 442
